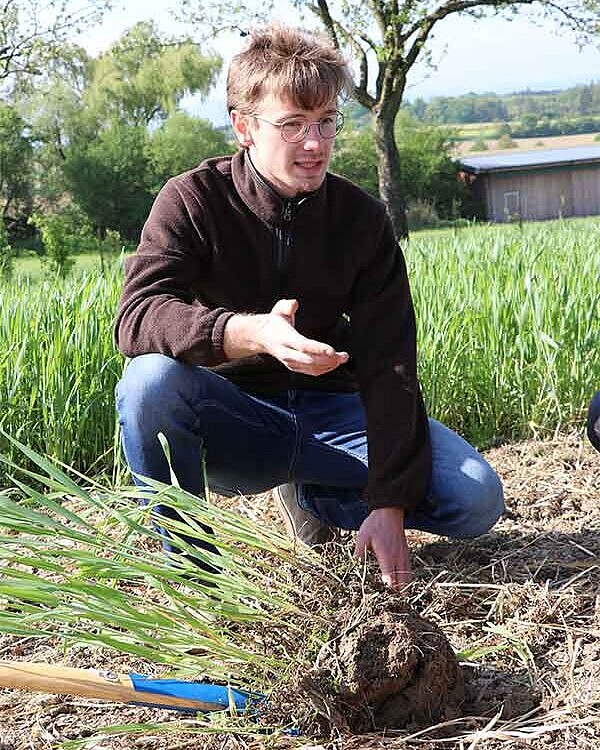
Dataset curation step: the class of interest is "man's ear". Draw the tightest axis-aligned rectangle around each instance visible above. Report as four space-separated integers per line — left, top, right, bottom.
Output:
230 110 253 148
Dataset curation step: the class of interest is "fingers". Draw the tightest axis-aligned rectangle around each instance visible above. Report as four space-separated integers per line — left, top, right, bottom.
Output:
271 298 299 322
354 529 367 560
278 347 348 375
276 329 348 375
354 545 412 591
266 299 349 375
354 510 412 592
381 566 413 590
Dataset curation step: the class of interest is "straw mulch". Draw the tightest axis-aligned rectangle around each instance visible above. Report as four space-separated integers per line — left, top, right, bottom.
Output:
0 432 598 749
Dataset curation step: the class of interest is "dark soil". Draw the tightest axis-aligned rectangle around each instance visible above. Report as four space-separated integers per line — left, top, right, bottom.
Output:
302 595 464 732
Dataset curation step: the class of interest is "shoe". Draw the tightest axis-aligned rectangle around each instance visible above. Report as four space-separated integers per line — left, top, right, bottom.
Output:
273 483 338 546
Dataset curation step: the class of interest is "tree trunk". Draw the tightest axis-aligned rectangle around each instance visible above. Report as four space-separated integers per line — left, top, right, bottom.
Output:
373 109 408 241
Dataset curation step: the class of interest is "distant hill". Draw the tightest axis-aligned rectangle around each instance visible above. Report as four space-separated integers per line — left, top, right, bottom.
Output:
342 83 600 141
404 82 600 124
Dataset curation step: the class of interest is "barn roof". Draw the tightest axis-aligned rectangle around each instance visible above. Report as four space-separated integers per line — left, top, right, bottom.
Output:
460 145 600 174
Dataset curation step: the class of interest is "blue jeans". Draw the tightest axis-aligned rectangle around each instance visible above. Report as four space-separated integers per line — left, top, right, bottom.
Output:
116 354 504 541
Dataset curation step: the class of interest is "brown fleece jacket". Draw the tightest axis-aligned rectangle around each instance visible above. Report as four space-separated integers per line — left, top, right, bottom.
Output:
115 149 431 513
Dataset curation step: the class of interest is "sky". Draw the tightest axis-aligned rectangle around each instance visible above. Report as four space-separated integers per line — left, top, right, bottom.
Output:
81 1 600 126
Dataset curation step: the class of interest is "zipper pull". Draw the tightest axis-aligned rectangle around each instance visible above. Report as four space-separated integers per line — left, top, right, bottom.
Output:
282 202 293 222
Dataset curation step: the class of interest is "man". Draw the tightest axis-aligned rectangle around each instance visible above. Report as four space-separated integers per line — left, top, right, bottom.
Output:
588 392 600 451
115 24 504 590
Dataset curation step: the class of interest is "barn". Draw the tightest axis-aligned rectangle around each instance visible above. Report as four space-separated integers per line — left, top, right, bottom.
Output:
459 146 600 223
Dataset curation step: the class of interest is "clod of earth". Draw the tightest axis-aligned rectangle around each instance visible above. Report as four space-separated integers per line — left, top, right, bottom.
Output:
302 593 464 733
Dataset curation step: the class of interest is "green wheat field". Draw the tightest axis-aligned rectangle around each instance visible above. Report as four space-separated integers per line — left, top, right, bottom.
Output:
0 216 598 480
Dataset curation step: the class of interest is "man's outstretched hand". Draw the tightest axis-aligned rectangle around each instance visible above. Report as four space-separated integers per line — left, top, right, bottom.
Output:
224 299 349 377
354 506 413 591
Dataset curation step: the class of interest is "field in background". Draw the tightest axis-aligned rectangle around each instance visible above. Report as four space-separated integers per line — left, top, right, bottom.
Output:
453 128 600 156
13 249 128 280
0 218 598 479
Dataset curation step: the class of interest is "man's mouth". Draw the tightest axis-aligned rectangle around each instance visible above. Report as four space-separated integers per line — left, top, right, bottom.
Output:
295 160 323 169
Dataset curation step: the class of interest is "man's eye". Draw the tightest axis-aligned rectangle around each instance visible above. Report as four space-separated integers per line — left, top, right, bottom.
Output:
321 116 335 126
284 119 306 130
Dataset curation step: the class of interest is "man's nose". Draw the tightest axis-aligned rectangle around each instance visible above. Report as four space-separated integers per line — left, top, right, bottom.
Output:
303 122 323 148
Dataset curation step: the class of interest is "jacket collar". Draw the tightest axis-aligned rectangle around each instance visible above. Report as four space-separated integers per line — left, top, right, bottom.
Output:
230 148 327 227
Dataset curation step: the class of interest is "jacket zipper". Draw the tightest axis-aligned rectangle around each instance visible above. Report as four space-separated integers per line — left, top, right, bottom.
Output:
274 200 294 298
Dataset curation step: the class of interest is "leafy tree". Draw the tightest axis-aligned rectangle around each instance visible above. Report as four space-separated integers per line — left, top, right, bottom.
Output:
496 133 518 149
14 48 94 209
0 218 15 279
0 102 32 228
520 113 539 131
85 21 220 127
0 0 109 84
18 23 223 238
330 123 379 196
469 137 489 151
180 0 600 238
63 122 153 240
394 112 465 218
28 211 76 277
147 111 234 192
332 113 466 220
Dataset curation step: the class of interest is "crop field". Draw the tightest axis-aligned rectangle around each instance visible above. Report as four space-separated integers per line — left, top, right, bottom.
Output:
0 217 597 478
0 217 598 749
453 130 600 156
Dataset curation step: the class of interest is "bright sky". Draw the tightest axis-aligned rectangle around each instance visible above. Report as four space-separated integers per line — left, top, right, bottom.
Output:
81 0 600 125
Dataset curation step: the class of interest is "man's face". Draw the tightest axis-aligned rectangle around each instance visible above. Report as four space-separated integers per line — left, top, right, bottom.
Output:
233 92 337 198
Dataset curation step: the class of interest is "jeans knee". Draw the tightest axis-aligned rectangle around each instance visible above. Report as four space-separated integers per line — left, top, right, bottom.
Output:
116 354 192 424
462 463 505 538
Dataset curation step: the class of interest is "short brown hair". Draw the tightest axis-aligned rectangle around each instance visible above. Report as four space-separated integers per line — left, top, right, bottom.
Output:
227 24 352 114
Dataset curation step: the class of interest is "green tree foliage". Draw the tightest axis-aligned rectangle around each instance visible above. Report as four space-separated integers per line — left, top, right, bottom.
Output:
59 23 222 238
85 22 220 127
406 83 600 140
0 102 33 229
63 122 152 240
496 133 518 149
330 123 379 197
331 113 465 224
147 112 234 192
394 113 466 219
469 138 489 151
15 49 94 209
14 23 225 240
407 93 509 124
0 219 15 279
28 211 76 277
0 0 109 83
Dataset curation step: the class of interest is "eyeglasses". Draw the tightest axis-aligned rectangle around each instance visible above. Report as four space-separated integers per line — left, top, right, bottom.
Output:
251 110 344 143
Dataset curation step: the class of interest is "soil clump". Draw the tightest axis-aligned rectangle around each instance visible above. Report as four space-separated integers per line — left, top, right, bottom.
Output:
302 592 464 732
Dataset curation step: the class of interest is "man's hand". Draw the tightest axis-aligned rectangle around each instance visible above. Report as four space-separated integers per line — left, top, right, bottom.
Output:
224 299 349 376
354 507 413 591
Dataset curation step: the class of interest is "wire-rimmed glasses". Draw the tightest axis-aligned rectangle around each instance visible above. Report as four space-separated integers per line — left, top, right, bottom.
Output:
251 110 344 142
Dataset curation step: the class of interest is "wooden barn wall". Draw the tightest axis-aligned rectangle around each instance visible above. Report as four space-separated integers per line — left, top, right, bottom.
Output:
483 165 600 222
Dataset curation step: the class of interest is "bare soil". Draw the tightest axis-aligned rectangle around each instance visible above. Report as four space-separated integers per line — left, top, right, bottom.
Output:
1 432 599 749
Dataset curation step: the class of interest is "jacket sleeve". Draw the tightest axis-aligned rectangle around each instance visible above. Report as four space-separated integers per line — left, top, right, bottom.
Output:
349 210 431 514
114 177 236 366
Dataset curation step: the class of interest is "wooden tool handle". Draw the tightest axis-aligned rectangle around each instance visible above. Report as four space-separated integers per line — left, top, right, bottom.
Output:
0 660 215 711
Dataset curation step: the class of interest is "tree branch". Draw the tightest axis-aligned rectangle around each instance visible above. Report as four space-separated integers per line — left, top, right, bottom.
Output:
314 0 340 48
402 0 538 69
308 1 376 109
545 0 596 33
367 0 389 37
